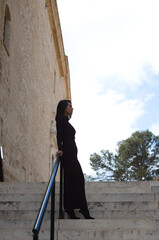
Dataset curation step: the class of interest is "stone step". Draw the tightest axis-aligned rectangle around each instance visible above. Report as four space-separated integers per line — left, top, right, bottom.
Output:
0 210 50 220
88 201 158 211
0 229 56 240
1 181 159 194
58 229 159 240
1 181 159 240
0 193 155 202
0 193 50 202
0 182 48 193
80 209 159 220
84 182 153 194
1 209 159 220
1 200 157 211
0 218 57 230
58 219 159 230
1 219 159 238
86 193 155 202
0 200 60 211
1 228 159 240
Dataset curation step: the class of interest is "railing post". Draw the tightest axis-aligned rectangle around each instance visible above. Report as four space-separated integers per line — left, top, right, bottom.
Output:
59 160 63 218
50 181 55 240
33 233 38 240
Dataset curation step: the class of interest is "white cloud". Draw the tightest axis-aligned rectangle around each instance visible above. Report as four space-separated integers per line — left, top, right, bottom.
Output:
144 93 154 102
57 0 159 174
58 0 159 91
70 89 145 174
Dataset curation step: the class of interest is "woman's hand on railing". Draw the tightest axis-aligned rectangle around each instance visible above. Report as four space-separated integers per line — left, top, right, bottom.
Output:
56 150 63 156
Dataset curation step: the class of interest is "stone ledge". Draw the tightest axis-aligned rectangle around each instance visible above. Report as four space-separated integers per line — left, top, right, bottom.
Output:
58 229 159 240
58 219 159 230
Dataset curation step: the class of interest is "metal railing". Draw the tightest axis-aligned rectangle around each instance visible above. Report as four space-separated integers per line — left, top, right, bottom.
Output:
32 156 63 240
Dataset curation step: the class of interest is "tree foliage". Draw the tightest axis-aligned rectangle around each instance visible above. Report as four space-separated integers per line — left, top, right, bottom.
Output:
90 130 159 181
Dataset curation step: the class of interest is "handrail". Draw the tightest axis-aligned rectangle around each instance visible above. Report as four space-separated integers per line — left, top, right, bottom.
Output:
32 156 63 240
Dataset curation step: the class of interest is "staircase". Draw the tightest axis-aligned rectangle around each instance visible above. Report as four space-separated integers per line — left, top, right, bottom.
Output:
0 181 159 240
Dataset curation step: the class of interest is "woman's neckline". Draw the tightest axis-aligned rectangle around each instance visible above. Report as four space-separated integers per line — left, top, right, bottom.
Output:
64 115 69 121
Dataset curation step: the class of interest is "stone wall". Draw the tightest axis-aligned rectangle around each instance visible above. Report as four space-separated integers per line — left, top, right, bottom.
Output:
0 0 71 182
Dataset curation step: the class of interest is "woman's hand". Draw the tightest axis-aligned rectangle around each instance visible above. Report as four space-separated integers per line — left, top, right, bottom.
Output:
56 150 63 156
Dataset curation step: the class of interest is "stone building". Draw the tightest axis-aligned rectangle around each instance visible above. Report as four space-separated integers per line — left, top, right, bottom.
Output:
0 0 71 182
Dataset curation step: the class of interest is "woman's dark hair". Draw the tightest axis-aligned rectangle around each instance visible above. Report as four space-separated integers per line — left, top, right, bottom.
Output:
55 100 71 121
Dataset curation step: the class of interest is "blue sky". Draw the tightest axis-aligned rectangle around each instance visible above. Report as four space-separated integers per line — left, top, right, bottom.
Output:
57 0 159 175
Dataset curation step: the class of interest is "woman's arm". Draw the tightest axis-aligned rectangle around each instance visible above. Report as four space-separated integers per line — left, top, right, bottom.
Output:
56 116 66 151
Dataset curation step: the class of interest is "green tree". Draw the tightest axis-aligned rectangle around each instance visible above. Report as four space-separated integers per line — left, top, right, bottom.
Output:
90 130 159 181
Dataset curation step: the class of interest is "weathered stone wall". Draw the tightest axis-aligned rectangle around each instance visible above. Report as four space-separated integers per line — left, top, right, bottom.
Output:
0 0 71 182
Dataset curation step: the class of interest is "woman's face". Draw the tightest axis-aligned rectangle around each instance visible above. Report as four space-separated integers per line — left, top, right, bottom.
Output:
65 102 73 116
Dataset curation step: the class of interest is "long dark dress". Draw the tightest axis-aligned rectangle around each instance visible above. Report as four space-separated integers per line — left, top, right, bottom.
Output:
56 115 88 211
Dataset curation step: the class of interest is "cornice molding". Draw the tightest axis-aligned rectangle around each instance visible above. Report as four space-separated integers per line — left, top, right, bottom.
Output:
46 0 71 99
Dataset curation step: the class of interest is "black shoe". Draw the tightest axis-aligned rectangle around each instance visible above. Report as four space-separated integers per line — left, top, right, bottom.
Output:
79 208 95 219
66 209 80 219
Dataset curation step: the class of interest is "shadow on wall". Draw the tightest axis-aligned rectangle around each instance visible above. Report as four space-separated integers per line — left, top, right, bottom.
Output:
0 146 4 182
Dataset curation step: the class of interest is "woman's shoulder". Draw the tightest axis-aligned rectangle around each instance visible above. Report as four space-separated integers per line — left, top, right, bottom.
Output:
56 115 68 124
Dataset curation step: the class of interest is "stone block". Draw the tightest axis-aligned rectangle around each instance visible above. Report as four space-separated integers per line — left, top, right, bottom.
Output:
84 181 151 193
58 229 159 240
58 219 159 231
151 186 159 193
88 201 158 211
86 193 154 202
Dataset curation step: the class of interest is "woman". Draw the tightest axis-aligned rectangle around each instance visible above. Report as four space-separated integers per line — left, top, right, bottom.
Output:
55 100 94 219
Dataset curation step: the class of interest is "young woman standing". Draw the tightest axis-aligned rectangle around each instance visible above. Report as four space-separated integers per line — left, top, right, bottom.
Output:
55 100 94 219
